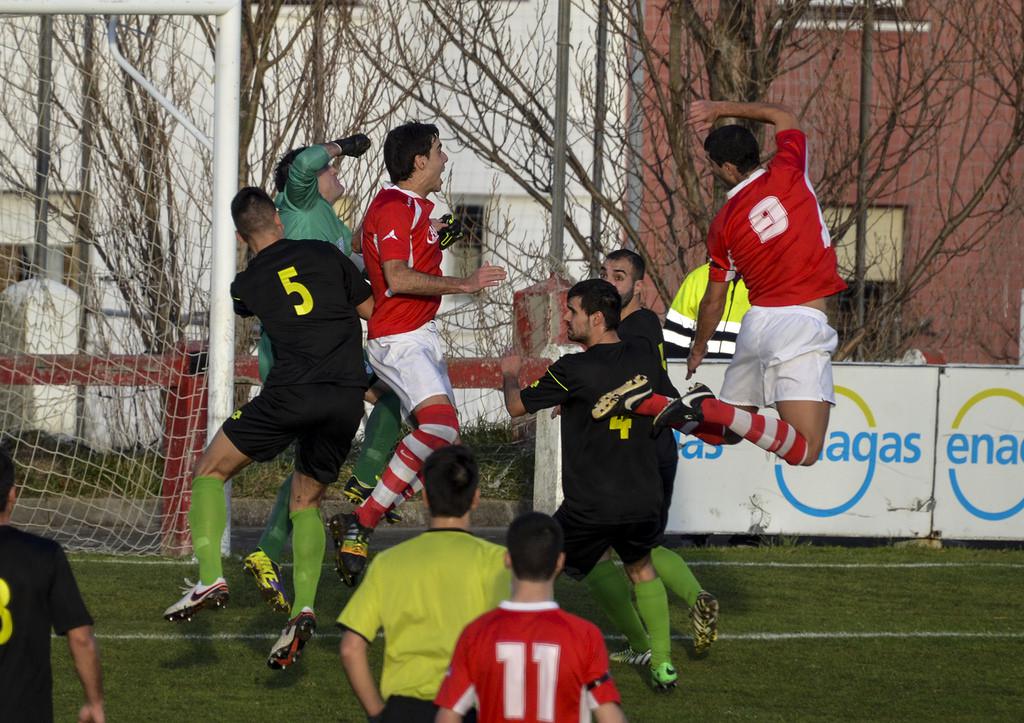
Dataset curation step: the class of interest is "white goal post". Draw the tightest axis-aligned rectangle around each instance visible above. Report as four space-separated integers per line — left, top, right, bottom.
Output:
0 1 239 553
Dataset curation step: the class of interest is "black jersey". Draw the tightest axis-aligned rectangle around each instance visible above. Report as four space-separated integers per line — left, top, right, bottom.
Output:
231 238 372 388
520 337 664 524
617 309 679 397
0 526 93 722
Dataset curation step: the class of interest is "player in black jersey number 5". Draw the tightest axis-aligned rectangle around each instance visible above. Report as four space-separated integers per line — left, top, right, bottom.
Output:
162 188 373 671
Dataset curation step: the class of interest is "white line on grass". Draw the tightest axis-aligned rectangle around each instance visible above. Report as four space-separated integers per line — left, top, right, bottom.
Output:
67 557 1024 570
88 630 1024 642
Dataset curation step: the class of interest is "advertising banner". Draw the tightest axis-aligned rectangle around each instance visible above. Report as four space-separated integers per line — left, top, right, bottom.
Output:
932 367 1024 540
664 363 939 538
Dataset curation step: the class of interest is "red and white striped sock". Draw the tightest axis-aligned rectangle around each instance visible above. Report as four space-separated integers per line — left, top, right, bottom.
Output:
679 421 737 446
700 398 809 465
356 404 459 528
633 393 671 417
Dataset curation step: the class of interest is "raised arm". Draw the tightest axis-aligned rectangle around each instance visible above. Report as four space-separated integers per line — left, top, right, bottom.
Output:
688 100 799 137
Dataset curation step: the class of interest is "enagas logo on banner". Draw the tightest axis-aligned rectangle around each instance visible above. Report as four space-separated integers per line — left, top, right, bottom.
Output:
775 386 923 518
946 388 1024 521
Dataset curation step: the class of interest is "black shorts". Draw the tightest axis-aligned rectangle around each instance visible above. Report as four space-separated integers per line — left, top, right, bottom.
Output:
554 507 663 580
655 429 679 533
222 383 364 485
381 696 477 723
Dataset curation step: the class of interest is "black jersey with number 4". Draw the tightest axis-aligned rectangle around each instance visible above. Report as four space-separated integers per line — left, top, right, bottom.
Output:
520 337 664 524
0 525 93 722
617 308 679 397
232 237 371 388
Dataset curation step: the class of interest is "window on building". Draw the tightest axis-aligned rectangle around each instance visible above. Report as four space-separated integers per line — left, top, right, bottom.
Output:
0 192 79 293
789 0 928 32
826 205 905 350
449 203 486 279
825 205 904 283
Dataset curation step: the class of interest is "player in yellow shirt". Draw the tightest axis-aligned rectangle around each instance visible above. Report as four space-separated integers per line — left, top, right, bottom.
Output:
663 262 749 361
338 445 507 723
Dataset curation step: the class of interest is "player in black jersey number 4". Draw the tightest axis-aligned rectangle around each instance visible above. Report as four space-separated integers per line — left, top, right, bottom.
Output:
501 279 679 691
600 250 720 659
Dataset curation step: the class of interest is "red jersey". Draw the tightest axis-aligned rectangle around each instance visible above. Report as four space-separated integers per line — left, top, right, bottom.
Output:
706 129 847 306
362 186 443 338
435 602 621 723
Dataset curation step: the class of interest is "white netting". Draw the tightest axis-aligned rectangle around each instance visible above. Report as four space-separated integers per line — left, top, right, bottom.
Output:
0 13 217 553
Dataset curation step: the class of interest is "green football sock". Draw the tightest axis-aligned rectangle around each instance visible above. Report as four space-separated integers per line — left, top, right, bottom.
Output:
256 474 293 563
188 476 226 586
352 390 402 484
634 577 672 668
289 507 325 616
584 560 649 652
651 546 702 607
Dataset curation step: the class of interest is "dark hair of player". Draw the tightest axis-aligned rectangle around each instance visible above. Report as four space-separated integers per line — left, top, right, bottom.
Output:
704 125 761 174
506 512 563 582
384 122 440 183
0 448 14 514
231 187 278 242
606 248 645 281
567 278 621 330
422 444 479 518
273 146 310 193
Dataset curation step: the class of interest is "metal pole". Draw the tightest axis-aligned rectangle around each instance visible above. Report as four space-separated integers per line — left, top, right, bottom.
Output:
625 0 644 239
854 0 874 329
549 0 571 273
1019 289 1023 365
75 16 98 441
589 0 608 275
208 2 241 554
33 15 59 281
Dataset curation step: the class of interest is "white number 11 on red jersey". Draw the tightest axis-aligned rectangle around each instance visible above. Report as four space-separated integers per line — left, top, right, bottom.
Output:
496 641 561 721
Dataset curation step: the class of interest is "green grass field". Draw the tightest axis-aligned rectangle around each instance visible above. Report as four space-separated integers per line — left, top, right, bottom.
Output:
51 544 1024 721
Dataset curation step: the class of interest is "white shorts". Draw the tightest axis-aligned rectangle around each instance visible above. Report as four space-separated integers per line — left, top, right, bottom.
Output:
719 305 838 409
366 321 455 416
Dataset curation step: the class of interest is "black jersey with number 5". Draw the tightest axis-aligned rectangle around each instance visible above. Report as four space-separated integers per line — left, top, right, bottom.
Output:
231 238 372 388
520 337 664 524
0 526 93 721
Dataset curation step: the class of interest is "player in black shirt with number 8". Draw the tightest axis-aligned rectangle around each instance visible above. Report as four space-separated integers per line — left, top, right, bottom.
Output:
162 188 373 671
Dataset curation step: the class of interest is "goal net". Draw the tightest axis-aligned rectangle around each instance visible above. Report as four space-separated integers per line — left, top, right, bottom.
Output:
0 3 239 554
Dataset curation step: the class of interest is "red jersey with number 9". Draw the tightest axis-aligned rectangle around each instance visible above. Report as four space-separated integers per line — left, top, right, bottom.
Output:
434 601 621 723
706 129 847 306
362 186 443 339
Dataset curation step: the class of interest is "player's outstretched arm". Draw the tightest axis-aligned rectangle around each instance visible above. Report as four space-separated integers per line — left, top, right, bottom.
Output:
500 354 528 417
340 631 385 719
436 709 463 723
688 100 799 136
382 260 506 296
594 702 628 723
67 625 105 723
687 279 729 380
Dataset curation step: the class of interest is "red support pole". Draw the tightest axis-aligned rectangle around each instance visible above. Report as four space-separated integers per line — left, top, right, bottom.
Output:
513 273 572 355
160 343 209 556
